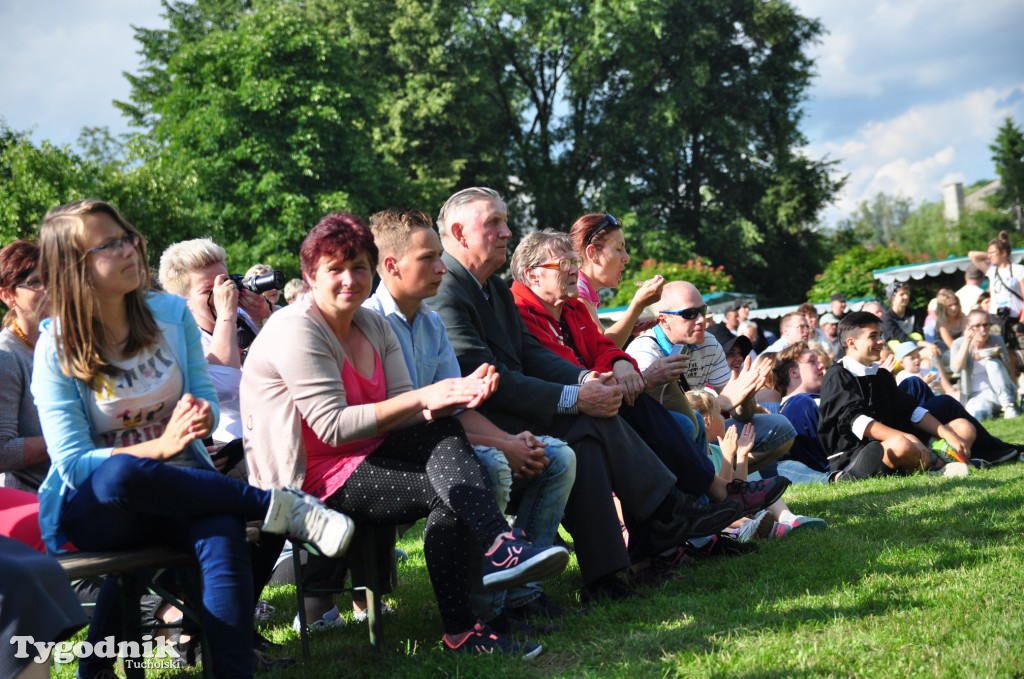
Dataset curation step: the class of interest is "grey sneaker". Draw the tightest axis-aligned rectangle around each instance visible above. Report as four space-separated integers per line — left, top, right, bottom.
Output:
262 487 354 558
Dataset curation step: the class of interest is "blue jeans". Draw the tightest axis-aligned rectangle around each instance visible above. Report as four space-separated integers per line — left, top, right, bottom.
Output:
725 413 797 453
61 455 270 679
761 459 830 484
472 437 576 619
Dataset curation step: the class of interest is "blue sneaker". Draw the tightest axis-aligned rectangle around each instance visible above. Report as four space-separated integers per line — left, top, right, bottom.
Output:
443 622 542 659
481 529 569 591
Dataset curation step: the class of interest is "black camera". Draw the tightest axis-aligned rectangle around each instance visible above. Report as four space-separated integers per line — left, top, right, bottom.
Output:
229 271 285 294
997 306 1011 318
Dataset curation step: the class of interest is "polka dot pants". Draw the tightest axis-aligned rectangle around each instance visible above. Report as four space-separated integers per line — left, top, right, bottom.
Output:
326 417 507 633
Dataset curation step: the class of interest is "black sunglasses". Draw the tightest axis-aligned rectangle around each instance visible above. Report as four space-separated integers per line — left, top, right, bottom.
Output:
660 304 707 320
584 213 621 246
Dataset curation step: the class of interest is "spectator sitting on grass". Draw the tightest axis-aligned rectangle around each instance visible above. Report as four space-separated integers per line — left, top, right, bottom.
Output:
771 342 878 483
819 311 976 475
892 340 1020 466
686 390 826 540
627 281 797 473
950 309 1019 420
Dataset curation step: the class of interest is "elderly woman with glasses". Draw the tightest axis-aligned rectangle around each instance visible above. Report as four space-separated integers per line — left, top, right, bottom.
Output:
510 230 789 572
570 213 664 348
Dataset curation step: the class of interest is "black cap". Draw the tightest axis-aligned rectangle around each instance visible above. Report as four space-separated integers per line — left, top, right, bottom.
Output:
707 324 753 357
831 293 846 302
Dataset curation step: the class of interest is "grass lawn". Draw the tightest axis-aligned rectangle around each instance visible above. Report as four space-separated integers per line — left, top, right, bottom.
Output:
57 418 1024 678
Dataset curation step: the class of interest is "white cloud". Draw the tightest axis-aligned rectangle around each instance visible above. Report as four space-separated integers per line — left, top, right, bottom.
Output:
795 0 1024 99
805 85 1024 219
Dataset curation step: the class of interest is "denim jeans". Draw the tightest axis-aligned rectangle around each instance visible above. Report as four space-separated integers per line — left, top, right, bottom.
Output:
761 459 830 484
471 436 576 619
61 455 270 679
725 413 797 453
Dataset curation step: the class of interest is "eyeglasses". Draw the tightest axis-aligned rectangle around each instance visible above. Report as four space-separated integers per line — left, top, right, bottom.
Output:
584 213 620 246
660 304 707 320
15 278 44 291
532 257 583 273
86 233 139 258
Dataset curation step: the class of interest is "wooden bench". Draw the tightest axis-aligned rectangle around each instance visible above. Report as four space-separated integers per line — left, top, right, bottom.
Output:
57 546 211 679
293 523 385 659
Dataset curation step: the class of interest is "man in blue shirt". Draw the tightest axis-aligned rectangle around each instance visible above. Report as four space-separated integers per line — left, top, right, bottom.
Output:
363 208 576 632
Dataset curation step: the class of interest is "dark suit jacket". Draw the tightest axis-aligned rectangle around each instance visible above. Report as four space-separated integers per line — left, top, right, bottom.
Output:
428 253 588 430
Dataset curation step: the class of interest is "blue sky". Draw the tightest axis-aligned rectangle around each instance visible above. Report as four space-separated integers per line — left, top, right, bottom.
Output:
2 0 1023 227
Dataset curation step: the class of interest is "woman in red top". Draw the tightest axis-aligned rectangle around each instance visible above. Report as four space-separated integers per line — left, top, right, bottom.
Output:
510 230 788 555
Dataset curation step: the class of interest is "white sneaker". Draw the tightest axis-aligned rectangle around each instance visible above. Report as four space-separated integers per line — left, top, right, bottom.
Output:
262 487 354 558
1004 407 1020 419
292 605 346 633
734 510 770 543
353 601 394 623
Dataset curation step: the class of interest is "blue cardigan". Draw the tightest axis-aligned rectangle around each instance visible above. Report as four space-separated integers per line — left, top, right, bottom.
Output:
32 292 219 553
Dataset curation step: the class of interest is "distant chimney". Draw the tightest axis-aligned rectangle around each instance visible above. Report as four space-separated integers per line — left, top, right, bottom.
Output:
943 182 964 222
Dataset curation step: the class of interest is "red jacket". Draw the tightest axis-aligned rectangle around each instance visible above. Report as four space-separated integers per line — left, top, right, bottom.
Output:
511 281 639 374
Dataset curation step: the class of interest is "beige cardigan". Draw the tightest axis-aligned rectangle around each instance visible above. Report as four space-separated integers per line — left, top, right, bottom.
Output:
240 296 413 490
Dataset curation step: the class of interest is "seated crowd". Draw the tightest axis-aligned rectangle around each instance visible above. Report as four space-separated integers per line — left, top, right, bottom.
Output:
0 192 1021 678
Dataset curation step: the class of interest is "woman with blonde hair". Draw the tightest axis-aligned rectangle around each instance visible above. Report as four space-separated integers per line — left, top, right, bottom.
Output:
934 288 966 351
31 199 354 679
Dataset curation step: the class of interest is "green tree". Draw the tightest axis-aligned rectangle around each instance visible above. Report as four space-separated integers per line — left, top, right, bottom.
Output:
608 257 733 307
807 244 909 302
990 117 1024 230
0 122 103 243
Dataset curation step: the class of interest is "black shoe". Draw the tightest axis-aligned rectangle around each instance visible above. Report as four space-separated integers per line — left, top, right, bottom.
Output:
686 534 759 559
650 492 743 551
253 647 296 673
509 593 566 621
845 441 886 479
580 573 641 605
488 609 554 637
979 446 1020 466
253 631 284 653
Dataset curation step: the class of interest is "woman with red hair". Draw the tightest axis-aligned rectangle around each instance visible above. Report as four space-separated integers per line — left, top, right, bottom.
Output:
241 212 569 658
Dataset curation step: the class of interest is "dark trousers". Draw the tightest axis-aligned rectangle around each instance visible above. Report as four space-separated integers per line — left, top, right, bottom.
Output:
899 376 1014 460
542 413 676 585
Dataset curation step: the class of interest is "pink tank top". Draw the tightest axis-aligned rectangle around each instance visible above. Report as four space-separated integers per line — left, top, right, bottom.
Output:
577 271 601 308
301 353 387 500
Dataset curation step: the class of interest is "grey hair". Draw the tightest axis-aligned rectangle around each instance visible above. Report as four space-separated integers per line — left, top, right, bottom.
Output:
436 187 505 243
510 229 574 284
158 238 227 297
737 320 757 333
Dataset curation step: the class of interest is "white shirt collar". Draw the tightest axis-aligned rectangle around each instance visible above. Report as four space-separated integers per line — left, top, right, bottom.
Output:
841 355 878 376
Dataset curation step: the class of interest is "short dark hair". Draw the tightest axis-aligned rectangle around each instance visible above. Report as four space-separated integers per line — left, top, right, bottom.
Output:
837 311 881 346
301 212 377 278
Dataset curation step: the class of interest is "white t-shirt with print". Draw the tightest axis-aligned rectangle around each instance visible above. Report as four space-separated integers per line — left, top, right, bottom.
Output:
88 339 199 468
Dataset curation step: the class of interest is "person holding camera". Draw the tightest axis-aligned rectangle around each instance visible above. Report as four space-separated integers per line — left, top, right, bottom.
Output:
159 239 275 454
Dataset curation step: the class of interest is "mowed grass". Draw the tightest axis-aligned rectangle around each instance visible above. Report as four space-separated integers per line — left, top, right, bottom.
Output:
57 418 1024 678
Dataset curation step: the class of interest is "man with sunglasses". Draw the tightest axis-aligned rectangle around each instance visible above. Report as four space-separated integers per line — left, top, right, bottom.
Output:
627 281 796 472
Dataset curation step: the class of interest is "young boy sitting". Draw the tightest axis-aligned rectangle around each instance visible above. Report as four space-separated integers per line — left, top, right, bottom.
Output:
819 312 976 474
